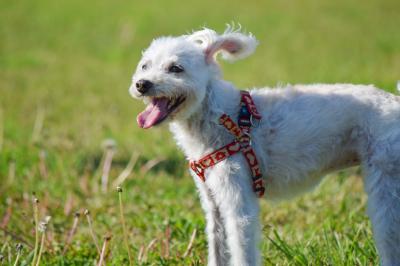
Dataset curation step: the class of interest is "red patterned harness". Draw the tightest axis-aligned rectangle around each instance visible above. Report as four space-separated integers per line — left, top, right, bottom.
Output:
190 91 266 197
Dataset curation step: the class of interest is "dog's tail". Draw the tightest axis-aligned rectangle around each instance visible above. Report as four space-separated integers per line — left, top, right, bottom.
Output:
397 81 400 93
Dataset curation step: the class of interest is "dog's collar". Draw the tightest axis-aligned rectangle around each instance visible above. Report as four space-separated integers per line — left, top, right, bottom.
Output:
189 91 266 198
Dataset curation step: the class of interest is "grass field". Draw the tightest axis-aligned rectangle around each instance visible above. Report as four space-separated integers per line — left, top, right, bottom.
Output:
1 0 399 265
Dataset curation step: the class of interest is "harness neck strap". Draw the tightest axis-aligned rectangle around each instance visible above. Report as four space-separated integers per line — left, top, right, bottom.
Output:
190 91 266 198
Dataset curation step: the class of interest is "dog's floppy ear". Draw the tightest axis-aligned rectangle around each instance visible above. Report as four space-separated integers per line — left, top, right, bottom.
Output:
188 25 258 64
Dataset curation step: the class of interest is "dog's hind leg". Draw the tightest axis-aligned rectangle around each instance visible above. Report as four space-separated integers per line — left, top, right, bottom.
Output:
197 184 230 266
364 139 400 266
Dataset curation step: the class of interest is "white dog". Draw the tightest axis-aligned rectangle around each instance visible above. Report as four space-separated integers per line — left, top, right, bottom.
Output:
129 26 400 266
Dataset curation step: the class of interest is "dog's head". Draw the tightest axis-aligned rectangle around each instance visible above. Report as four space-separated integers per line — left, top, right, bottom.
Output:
129 26 258 129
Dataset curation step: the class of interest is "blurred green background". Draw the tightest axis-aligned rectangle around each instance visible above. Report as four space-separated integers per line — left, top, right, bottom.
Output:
0 0 399 265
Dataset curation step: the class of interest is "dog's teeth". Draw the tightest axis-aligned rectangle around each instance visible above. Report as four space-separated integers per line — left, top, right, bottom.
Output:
168 99 175 109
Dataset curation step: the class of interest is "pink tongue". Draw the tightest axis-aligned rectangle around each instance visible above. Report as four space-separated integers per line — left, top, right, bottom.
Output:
137 98 170 129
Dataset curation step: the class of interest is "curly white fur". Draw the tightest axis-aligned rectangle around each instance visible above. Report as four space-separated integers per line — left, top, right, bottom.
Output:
129 27 400 266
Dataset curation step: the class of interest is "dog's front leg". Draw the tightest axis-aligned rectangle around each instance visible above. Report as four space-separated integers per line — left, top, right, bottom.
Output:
196 182 230 266
211 172 261 266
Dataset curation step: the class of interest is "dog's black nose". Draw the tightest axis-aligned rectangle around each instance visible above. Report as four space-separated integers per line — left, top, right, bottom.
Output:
136 79 153 94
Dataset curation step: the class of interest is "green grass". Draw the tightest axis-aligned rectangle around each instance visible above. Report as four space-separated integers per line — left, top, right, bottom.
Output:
0 0 399 264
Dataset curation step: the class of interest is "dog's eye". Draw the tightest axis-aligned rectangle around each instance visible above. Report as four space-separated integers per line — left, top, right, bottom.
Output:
168 64 184 73
141 64 148 71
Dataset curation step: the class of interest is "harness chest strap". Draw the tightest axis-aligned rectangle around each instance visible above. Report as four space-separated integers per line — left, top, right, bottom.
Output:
189 91 266 198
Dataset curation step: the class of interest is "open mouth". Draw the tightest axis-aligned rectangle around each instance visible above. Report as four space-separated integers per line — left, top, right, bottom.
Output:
137 96 186 129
